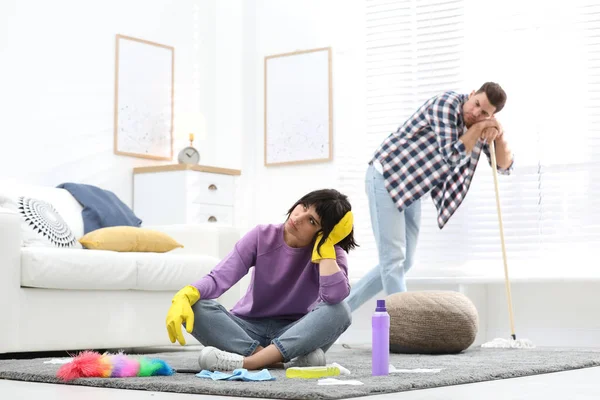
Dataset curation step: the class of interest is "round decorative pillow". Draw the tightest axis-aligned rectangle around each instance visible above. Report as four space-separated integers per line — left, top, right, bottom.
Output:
386 291 479 354
0 195 81 248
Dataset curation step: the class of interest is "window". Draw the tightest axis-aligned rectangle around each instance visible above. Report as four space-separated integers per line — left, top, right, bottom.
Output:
345 0 600 281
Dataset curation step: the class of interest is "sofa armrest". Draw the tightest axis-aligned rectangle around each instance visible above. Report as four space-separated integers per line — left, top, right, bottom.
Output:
0 207 21 290
143 224 240 259
0 207 22 350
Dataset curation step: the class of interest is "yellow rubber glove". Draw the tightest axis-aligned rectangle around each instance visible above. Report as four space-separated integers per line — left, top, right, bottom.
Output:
312 211 354 263
166 285 200 346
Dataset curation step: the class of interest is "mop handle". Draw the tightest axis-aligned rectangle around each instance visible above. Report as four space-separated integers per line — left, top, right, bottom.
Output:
489 140 517 340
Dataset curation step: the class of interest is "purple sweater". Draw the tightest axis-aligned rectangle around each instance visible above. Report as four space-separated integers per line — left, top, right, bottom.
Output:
192 223 350 320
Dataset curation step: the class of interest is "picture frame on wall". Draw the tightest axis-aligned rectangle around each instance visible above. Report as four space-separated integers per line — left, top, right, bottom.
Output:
264 47 333 166
113 34 174 160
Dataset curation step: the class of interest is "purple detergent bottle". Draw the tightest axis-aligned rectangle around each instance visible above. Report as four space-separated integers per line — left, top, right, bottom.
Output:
372 299 390 376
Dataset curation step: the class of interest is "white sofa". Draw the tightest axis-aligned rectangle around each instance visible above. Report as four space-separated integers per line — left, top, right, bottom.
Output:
0 182 240 354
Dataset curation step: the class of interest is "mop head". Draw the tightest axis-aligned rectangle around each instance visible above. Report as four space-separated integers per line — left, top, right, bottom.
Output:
481 337 535 349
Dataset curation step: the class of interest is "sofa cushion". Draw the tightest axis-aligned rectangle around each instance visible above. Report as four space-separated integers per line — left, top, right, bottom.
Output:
21 247 220 291
79 226 183 253
0 195 81 249
0 181 84 239
56 183 142 234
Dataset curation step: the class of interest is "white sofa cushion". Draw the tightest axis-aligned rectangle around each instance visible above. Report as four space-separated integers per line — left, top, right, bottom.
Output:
21 247 220 291
0 181 84 239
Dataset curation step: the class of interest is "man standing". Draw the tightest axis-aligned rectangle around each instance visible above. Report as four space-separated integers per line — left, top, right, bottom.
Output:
346 82 514 312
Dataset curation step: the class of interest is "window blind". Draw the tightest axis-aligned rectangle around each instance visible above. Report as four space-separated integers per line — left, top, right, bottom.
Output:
457 0 600 278
343 0 600 281
341 0 466 280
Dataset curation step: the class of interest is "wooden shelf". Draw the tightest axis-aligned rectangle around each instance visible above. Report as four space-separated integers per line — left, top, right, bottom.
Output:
133 164 241 176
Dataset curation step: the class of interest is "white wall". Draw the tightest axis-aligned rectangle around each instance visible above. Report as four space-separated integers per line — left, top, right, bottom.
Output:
0 0 242 207
237 0 366 232
0 0 362 230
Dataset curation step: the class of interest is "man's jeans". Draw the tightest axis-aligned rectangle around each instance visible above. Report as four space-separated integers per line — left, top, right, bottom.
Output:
346 163 422 312
188 300 351 362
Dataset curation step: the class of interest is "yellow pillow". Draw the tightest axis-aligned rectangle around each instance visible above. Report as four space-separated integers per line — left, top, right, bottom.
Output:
79 226 184 253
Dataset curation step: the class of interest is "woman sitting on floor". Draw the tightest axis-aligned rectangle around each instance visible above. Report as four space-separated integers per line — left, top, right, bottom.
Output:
165 188 358 371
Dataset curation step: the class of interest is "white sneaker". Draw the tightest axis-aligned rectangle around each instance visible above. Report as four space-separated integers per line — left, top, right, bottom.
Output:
198 346 244 371
285 348 326 368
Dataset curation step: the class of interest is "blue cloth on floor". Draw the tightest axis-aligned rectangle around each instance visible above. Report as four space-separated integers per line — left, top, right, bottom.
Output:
196 368 275 381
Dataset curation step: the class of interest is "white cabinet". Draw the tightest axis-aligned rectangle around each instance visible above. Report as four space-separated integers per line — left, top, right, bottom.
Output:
133 165 241 226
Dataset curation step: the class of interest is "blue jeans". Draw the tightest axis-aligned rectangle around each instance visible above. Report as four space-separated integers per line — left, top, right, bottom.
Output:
346 164 422 312
188 300 352 362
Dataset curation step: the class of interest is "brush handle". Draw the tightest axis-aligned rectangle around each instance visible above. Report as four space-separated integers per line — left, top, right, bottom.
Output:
489 140 517 339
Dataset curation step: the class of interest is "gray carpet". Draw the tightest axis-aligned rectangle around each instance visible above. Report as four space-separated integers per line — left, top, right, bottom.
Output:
1 344 600 399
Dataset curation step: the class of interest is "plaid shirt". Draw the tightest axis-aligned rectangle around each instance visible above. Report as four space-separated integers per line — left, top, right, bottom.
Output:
371 91 513 229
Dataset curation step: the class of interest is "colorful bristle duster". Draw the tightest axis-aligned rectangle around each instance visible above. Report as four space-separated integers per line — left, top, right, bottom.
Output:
57 350 174 381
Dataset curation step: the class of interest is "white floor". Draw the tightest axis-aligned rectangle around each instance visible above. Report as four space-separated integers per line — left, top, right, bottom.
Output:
2 366 600 400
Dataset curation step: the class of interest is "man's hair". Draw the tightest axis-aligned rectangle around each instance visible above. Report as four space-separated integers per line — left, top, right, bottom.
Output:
476 82 507 113
286 189 358 255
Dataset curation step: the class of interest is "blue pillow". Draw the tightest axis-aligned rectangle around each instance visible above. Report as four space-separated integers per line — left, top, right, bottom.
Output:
56 183 142 234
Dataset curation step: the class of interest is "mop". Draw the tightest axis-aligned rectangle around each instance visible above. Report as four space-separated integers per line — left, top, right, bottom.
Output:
481 140 535 349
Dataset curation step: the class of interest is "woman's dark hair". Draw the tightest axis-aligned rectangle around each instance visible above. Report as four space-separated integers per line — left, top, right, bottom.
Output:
286 188 358 255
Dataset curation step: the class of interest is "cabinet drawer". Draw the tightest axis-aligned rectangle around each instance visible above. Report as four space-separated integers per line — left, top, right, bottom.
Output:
187 204 233 225
186 172 234 206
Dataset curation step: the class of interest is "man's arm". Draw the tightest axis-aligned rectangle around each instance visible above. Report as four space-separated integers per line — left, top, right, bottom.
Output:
426 97 470 167
427 96 497 166
482 119 514 172
459 119 500 153
492 135 513 170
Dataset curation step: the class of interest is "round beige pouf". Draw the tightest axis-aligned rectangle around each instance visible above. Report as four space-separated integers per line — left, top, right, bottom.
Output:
386 291 479 354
